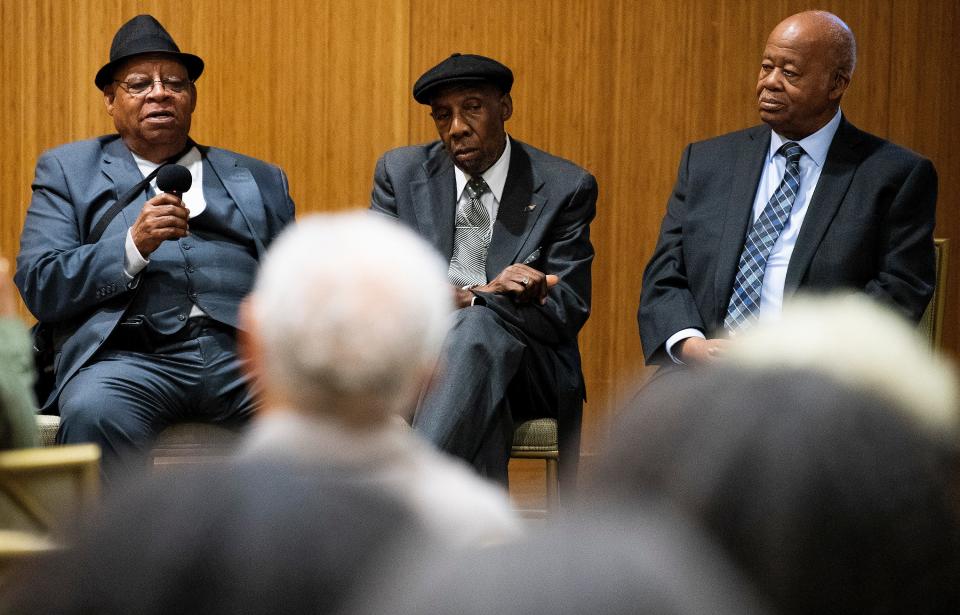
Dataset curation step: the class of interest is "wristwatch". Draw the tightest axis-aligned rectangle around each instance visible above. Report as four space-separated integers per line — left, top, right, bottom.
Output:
462 284 486 307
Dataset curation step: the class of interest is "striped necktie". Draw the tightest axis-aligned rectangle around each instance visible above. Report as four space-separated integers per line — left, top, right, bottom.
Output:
724 141 805 332
448 177 492 287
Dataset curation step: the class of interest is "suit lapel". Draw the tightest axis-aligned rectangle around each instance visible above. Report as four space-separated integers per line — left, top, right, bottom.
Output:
783 118 861 293
412 151 457 260
486 142 547 278
203 147 269 257
713 126 770 318
101 138 150 233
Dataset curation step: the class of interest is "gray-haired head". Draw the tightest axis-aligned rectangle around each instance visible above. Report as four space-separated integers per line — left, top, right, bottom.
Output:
245 211 452 425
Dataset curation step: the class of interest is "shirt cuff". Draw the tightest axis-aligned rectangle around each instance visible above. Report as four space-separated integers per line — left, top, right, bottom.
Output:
124 229 149 278
666 328 706 365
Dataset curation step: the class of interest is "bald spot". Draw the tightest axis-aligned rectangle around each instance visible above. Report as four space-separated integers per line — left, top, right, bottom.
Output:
772 11 857 79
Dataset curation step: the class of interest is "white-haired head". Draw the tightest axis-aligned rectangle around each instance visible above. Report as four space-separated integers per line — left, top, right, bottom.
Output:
725 293 959 435
244 211 452 425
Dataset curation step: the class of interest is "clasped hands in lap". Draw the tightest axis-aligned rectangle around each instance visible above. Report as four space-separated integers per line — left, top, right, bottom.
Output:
454 264 559 309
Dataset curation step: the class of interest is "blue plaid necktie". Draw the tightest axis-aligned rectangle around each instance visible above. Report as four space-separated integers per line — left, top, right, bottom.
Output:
448 177 492 287
724 141 805 332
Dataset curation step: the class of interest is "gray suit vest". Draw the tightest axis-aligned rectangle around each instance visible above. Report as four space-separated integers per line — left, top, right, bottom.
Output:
125 157 259 335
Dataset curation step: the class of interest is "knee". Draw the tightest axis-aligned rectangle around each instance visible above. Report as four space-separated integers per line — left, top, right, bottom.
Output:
446 307 519 358
451 306 505 336
57 388 136 445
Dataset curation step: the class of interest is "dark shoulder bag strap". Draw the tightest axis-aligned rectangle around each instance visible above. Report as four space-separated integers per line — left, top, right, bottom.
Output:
86 139 197 245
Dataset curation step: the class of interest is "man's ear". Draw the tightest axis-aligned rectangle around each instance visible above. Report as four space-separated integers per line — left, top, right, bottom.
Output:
103 86 116 117
237 297 263 384
188 82 198 112
398 359 442 424
829 71 850 102
237 296 291 416
500 93 513 122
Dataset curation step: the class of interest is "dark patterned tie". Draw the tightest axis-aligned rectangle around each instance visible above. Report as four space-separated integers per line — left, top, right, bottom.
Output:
448 177 492 287
724 141 805 332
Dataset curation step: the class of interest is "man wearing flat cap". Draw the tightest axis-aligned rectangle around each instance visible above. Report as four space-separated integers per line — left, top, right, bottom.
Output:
371 53 597 485
16 15 295 474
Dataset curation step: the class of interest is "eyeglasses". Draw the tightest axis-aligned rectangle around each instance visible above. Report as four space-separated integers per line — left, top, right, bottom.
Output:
113 77 191 96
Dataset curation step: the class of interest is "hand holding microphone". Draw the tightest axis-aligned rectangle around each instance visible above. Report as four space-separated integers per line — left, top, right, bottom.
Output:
131 164 193 258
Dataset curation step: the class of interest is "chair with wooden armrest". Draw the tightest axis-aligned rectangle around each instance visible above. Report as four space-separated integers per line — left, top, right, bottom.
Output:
0 444 100 567
918 238 949 349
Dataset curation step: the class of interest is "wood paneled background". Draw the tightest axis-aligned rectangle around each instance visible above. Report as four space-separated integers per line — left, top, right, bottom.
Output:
2 0 956 453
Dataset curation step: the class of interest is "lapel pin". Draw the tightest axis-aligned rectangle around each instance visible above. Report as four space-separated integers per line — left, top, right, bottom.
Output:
525 203 537 211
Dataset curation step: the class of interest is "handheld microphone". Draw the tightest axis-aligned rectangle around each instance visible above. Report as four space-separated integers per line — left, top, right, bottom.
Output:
156 164 193 196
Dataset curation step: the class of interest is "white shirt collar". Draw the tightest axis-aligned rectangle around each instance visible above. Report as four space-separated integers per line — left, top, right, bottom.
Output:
454 135 512 202
131 145 205 216
768 108 842 168
130 145 201 176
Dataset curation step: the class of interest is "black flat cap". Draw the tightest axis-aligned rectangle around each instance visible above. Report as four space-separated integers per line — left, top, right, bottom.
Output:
412 53 513 104
95 15 204 90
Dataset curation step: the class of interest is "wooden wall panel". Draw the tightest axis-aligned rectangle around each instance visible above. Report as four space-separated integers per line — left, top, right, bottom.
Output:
887 0 960 356
187 0 411 210
2 0 957 456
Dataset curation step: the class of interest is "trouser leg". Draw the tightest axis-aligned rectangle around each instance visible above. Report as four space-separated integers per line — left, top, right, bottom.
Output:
58 349 186 480
413 306 558 484
57 327 255 481
193 327 258 426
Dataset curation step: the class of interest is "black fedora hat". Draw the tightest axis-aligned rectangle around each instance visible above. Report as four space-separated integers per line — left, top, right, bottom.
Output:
94 14 204 90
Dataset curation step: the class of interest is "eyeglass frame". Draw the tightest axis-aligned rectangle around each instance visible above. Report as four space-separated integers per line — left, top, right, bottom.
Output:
112 77 193 97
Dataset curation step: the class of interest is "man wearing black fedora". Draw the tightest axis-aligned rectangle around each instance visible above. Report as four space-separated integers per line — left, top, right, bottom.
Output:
15 15 295 475
370 54 597 485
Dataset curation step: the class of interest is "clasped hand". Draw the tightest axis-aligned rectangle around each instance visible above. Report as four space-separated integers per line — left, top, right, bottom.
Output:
456 264 559 308
676 337 729 365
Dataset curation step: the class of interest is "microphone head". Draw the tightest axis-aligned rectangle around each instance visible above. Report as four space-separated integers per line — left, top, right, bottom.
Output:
157 164 193 195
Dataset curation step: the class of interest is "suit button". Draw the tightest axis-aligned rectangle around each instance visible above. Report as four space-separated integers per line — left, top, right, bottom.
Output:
182 243 192 250
190 291 198 299
187 266 196 273
178 314 187 321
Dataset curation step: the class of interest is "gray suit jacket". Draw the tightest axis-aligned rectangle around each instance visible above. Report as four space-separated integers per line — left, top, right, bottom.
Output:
15 135 295 410
370 138 597 392
639 117 937 365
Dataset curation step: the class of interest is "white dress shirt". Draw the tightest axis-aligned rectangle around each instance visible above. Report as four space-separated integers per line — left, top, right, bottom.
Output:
666 109 843 363
453 135 512 237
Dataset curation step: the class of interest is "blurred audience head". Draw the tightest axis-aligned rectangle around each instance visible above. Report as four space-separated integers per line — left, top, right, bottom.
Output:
350 507 769 615
242 211 452 425
727 293 958 433
1 463 429 615
595 364 960 615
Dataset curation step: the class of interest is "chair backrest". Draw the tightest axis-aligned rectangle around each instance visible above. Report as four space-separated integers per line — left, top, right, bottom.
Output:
0 444 100 536
919 238 949 349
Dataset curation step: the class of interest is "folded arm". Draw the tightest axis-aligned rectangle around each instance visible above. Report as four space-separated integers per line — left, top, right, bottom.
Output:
473 173 597 346
638 144 712 365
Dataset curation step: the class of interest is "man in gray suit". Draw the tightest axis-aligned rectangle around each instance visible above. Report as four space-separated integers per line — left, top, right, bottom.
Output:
371 54 597 484
15 15 295 472
639 10 936 367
